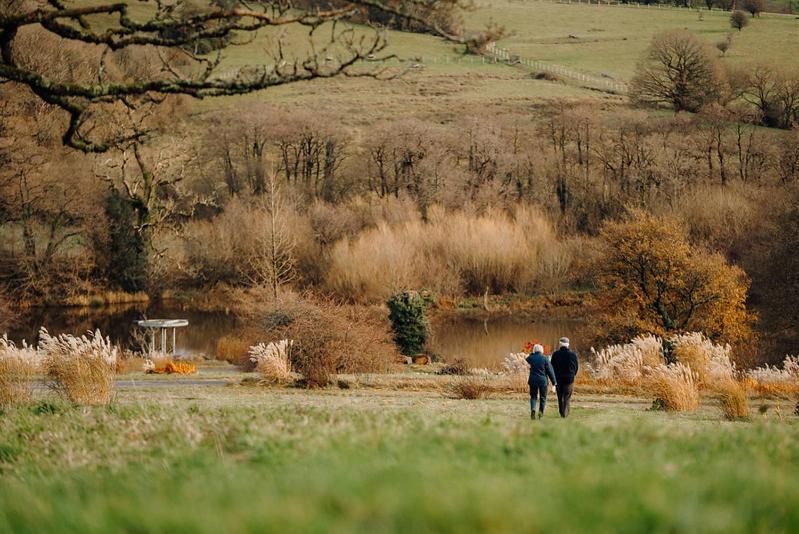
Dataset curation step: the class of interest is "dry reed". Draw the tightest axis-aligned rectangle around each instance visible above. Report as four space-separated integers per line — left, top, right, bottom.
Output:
0 335 40 406
40 328 117 405
216 335 253 367
326 207 561 301
646 363 700 412
745 356 799 397
716 380 750 420
248 340 293 383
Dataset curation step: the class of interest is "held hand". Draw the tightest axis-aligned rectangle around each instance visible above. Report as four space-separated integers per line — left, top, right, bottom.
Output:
551 385 557 393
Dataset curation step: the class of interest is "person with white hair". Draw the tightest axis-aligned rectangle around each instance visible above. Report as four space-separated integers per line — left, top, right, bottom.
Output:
551 337 579 418
525 343 557 420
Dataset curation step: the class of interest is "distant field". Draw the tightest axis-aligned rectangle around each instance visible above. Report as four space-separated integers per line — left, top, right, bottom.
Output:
469 0 799 79
186 0 799 122
1 386 798 532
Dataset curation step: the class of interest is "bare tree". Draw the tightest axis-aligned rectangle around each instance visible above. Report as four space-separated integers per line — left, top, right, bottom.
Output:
0 0 470 153
631 30 727 113
249 173 296 298
743 0 765 16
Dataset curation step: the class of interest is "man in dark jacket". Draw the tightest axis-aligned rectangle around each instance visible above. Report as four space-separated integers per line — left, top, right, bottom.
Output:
550 337 579 418
526 344 557 420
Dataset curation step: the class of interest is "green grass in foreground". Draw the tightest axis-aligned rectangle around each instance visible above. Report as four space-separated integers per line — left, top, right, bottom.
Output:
1 388 798 532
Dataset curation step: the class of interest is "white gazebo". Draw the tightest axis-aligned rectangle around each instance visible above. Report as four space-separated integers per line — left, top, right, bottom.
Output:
136 319 189 354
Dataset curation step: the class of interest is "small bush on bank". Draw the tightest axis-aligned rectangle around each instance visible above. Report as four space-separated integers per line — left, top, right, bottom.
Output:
0 335 41 406
239 292 398 388
387 291 430 356
717 380 750 420
502 352 529 375
448 376 491 399
670 332 735 386
646 363 699 412
40 328 117 405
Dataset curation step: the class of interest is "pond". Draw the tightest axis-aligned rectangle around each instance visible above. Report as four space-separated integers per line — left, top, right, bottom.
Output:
429 316 583 370
7 305 583 369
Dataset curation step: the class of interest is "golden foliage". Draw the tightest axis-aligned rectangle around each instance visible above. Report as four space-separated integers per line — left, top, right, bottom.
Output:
147 360 197 375
593 210 753 347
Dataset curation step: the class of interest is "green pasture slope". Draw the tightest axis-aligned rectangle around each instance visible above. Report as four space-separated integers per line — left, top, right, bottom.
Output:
190 0 799 121
1 389 798 532
468 0 799 79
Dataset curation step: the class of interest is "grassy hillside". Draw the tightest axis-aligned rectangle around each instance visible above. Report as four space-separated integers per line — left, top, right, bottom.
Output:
1 387 798 532
190 0 799 123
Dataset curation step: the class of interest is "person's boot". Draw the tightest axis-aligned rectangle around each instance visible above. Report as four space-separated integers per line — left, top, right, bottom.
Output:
537 412 543 420
530 411 535 420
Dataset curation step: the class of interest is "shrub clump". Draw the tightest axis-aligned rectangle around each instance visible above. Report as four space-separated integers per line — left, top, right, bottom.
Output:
242 293 398 388
387 291 430 356
0 335 41 406
40 328 117 405
717 380 750 420
447 376 491 400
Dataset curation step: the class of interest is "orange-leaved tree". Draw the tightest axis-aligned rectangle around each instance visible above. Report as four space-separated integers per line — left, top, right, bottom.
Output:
592 210 753 346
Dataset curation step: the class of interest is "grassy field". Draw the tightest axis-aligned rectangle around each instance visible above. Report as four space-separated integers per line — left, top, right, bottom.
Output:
475 0 799 79
185 0 799 125
2 381 798 532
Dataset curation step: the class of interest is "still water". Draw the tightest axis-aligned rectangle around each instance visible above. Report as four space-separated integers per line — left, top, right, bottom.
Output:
8 305 582 369
429 316 582 370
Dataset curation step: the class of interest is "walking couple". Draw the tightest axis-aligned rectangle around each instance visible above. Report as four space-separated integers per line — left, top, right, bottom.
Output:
525 337 579 420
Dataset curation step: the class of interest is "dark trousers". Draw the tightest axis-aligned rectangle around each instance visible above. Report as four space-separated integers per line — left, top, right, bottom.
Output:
556 381 574 418
529 379 548 414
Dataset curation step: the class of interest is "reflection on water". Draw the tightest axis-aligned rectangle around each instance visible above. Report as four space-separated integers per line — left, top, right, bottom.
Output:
429 316 583 370
8 305 580 365
9 303 237 357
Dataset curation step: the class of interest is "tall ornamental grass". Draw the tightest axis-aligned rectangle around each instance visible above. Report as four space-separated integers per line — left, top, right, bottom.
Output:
646 363 700 412
0 334 41 406
588 333 735 388
40 328 118 405
249 340 293 383
716 380 750 420
745 355 799 395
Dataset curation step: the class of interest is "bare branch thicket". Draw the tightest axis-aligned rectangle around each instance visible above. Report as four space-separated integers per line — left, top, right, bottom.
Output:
0 0 470 153
740 65 799 129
